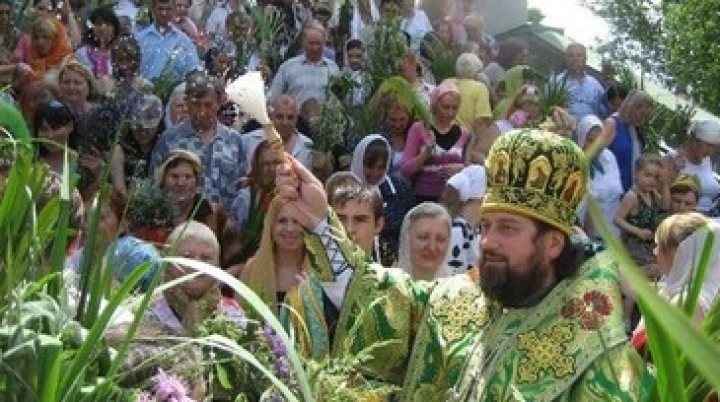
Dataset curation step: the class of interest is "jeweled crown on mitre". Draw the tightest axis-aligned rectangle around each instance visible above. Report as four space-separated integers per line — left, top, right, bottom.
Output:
481 128 589 235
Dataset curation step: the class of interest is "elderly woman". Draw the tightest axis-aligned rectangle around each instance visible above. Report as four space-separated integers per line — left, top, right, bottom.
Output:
150 220 223 334
156 150 218 235
444 52 492 135
396 202 453 280
600 89 655 192
401 82 470 203
164 83 189 129
666 120 720 216
15 14 73 81
240 199 337 359
632 213 720 350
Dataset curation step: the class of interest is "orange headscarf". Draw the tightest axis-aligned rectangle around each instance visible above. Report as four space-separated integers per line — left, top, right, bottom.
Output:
27 15 73 78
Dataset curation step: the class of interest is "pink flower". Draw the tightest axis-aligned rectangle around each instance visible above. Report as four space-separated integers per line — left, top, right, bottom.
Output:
137 392 154 402
152 369 191 401
509 110 528 128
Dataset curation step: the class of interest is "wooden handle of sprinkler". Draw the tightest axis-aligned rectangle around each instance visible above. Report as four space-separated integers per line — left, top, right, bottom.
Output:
263 123 284 155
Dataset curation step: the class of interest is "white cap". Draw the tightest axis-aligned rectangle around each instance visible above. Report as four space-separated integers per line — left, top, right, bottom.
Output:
689 119 720 145
447 165 487 201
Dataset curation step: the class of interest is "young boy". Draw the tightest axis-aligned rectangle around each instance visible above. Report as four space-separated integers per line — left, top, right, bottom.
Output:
327 176 385 261
669 174 700 214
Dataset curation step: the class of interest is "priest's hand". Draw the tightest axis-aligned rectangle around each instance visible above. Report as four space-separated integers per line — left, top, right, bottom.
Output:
275 155 328 229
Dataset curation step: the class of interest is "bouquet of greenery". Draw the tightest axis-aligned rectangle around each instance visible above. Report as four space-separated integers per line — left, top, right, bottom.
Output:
127 178 177 243
365 17 409 96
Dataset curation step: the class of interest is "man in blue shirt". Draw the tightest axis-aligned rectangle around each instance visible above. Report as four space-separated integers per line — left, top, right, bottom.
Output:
135 0 200 82
555 43 608 127
150 71 246 211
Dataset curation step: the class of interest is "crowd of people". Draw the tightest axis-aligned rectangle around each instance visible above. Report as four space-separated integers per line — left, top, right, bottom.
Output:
2 0 720 398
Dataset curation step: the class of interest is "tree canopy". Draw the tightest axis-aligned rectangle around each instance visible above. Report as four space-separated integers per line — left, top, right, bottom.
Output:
583 0 720 115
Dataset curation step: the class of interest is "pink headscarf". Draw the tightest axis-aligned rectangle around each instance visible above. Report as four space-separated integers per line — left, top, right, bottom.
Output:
430 82 460 107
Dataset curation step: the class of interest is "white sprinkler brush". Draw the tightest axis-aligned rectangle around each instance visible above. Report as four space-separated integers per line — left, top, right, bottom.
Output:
225 71 283 152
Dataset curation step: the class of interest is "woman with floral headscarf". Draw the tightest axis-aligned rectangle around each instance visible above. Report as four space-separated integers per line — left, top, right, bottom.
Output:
401 82 470 203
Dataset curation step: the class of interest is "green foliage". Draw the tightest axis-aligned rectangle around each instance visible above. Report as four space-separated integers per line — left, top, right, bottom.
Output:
0 141 157 401
126 178 177 230
365 18 409 96
198 316 276 400
666 0 720 116
584 0 720 115
589 200 720 401
425 44 460 84
645 104 696 152
538 70 571 116
583 0 671 81
311 87 350 153
252 8 287 70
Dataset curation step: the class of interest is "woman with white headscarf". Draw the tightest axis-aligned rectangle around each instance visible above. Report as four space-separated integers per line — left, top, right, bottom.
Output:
164 82 188 129
657 213 720 316
632 213 720 349
665 119 720 216
350 134 416 265
577 114 623 237
395 202 453 280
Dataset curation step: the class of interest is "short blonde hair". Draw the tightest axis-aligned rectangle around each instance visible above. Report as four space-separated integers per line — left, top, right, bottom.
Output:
655 212 708 253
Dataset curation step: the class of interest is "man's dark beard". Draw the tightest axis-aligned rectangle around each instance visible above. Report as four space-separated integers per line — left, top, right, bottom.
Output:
478 251 552 308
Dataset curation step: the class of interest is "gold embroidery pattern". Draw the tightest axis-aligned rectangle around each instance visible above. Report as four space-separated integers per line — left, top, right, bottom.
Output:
431 287 488 343
516 323 575 383
483 129 589 234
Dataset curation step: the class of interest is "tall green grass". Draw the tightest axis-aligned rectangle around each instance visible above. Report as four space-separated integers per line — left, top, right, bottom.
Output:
590 199 720 400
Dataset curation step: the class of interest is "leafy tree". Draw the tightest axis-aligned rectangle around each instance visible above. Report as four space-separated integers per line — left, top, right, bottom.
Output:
665 0 720 116
582 0 672 82
583 0 720 116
